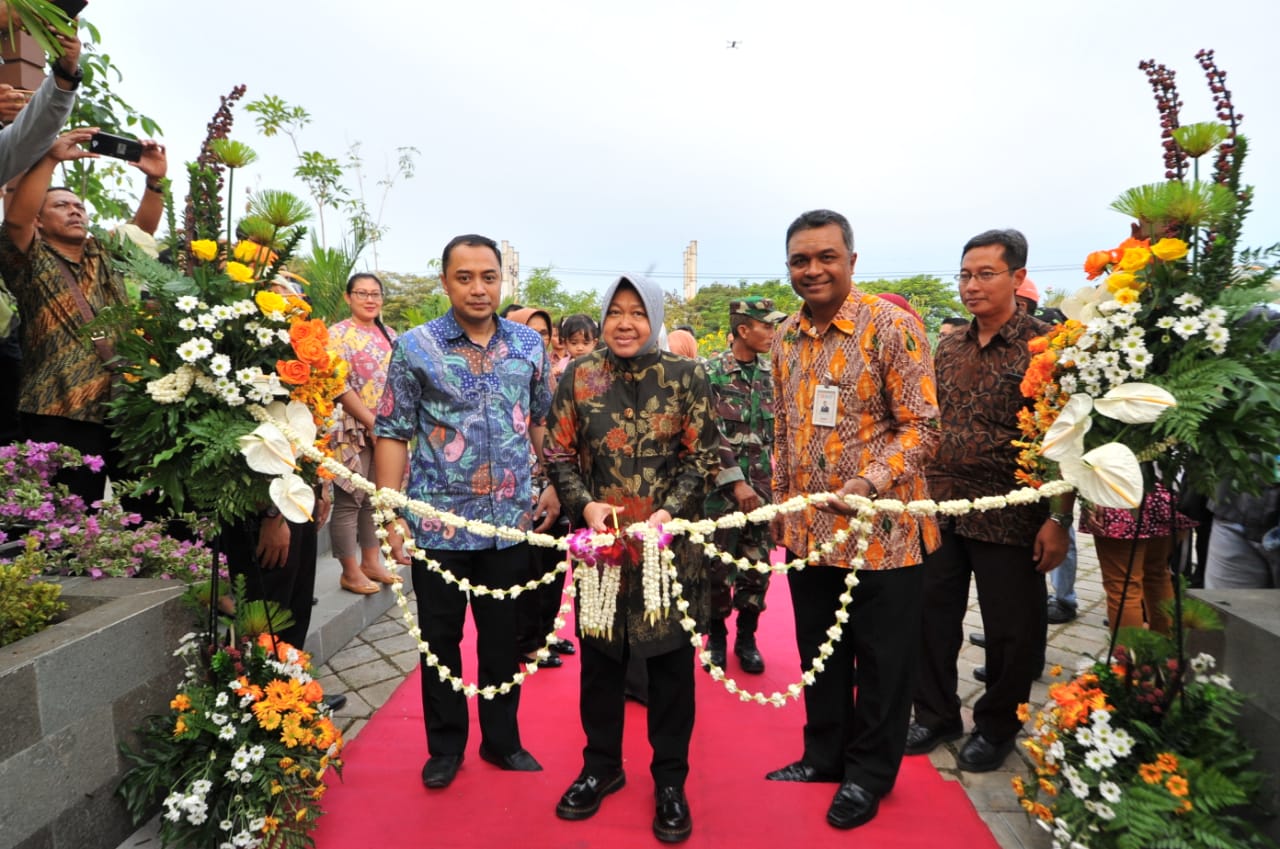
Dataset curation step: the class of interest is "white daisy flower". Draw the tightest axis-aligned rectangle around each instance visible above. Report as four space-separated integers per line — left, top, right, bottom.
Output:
1205 324 1229 345
255 328 277 346
1172 316 1204 338
176 339 210 363
1190 652 1216 674
1084 748 1115 770
211 304 235 321
1058 375 1078 394
209 354 232 377
178 317 198 331
196 313 219 331
218 724 236 740
231 749 251 769
176 295 201 313
1099 780 1122 803
1156 316 1177 329
1174 293 1203 310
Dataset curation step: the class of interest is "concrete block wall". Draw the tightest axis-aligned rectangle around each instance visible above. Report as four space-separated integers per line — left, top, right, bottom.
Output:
0 578 191 849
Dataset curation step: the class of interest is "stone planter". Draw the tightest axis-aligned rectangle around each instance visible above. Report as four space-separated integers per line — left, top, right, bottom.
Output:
0 577 193 849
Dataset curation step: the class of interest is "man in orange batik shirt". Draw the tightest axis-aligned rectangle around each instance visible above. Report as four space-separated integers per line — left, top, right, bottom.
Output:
766 209 940 832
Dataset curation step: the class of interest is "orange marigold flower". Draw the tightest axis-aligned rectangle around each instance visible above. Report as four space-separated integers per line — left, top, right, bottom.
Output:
173 716 188 736
1017 703 1031 723
1019 798 1035 813
1011 776 1026 796
1031 803 1054 822
1166 774 1189 797
1050 664 1063 678
170 693 191 711
1178 799 1193 814
1028 336 1049 354
262 815 280 834
1139 763 1164 784
1038 778 1057 796
1156 752 1180 774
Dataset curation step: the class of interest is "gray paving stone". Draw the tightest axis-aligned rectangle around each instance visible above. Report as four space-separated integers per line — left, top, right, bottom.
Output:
389 649 423 674
337 658 402 690
961 768 1024 812
371 632 419 656
326 641 381 672
339 718 368 743
356 675 410 712
359 619 410 642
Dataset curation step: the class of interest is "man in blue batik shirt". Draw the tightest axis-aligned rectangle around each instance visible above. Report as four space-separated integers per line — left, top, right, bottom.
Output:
375 234 558 791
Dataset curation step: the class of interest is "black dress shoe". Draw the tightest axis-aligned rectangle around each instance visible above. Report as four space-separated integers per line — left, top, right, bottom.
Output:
551 638 576 655
322 693 348 712
421 754 464 788
969 632 987 648
519 652 563 669
734 635 765 674
653 785 692 843
826 781 879 829
1046 598 1077 624
974 665 989 683
957 733 1015 772
555 769 626 820
904 721 963 755
704 635 726 670
764 760 841 782
478 745 542 771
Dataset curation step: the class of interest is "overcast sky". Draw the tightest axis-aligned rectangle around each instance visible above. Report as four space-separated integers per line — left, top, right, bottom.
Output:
84 0 1279 302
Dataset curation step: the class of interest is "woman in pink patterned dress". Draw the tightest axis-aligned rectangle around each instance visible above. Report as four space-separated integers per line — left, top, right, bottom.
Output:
328 273 399 593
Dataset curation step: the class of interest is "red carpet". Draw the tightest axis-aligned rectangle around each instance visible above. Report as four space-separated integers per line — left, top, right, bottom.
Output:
314 577 1001 849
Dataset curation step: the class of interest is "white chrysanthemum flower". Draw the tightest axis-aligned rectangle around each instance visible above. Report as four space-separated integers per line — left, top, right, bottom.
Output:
196 313 219 331
1097 350 1120 368
1126 349 1153 371
209 354 232 377
234 299 258 316
1205 324 1229 346
231 749 251 769
218 724 236 740
1210 673 1233 688
1109 729 1134 758
255 328 277 346
1099 780 1122 802
1156 316 1177 329
1103 366 1130 385
1084 748 1116 770
1117 336 1144 353
1172 316 1204 339
1076 726 1095 747
224 768 239 782
1190 652 1216 674
249 744 266 763
178 316 198 331
211 304 235 321
1109 311 1135 329
176 339 211 362
1094 802 1116 821
1174 293 1203 310
1058 374 1078 394
1069 778 1090 799
176 295 200 313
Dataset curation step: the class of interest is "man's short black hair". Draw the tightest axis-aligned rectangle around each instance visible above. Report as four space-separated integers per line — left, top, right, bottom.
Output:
961 228 1028 271
785 209 854 253
499 303 524 318
941 316 969 328
442 234 501 273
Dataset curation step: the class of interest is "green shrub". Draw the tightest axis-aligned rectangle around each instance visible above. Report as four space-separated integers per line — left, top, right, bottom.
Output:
0 540 67 647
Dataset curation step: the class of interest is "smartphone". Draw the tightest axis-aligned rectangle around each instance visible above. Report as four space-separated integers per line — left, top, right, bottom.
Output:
89 131 143 162
50 0 89 17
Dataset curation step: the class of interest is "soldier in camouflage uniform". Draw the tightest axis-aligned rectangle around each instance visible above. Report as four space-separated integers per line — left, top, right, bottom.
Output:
703 297 788 673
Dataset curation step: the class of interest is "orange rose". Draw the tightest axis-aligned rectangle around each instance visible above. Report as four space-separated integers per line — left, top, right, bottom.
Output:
293 337 331 370
1028 336 1049 354
290 319 328 347
1083 250 1112 280
277 359 311 385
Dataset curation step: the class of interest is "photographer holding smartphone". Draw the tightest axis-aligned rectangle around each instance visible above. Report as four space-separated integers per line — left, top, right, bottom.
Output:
0 126 167 506
0 26 81 183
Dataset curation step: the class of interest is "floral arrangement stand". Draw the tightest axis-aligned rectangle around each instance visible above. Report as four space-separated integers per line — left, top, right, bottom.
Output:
0 577 190 849
1187 591 1280 842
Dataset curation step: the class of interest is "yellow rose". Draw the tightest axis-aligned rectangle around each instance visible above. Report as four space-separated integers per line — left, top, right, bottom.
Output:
1151 238 1190 262
1117 246 1152 272
255 290 289 315
1113 287 1140 305
225 261 255 283
190 239 218 262
1105 271 1137 293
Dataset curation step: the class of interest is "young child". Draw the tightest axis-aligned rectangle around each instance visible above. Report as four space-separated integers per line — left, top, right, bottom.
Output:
555 313 599 381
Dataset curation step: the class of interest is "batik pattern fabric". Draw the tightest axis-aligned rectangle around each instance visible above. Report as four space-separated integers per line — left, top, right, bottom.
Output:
374 311 551 551
771 289 940 570
929 309 1052 546
545 347 719 659
0 231 125 423
327 318 395 495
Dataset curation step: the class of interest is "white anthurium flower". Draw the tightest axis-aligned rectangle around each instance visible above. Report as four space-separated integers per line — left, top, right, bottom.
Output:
238 423 297 474
1060 285 1102 323
270 473 315 523
1040 394 1093 462
265 399 318 446
1060 443 1144 509
1093 382 1177 424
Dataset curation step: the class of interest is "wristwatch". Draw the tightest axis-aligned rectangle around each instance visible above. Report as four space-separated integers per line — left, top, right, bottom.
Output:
263 505 282 519
1048 512 1073 528
49 60 83 89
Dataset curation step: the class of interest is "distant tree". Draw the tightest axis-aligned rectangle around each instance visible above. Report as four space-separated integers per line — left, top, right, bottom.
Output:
855 275 963 336
379 265 449 332
518 267 600 319
666 279 801 340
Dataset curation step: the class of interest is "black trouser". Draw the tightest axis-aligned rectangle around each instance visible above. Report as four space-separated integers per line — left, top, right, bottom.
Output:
787 561 923 796
579 639 695 788
220 516 318 650
913 530 1045 743
415 544 528 758
516 522 568 655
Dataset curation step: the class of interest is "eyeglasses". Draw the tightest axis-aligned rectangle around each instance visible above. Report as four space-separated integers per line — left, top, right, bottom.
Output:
349 290 383 300
953 267 1022 284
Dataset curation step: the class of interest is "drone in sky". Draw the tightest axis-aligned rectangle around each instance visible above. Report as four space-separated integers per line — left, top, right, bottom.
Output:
726 40 742 48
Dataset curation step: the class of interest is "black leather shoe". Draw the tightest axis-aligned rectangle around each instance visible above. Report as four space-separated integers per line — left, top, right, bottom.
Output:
904 721 963 755
653 785 692 843
520 652 563 669
957 733 1015 772
969 632 987 648
556 770 625 820
1046 598 1077 624
974 665 989 683
826 780 879 829
478 745 542 771
421 754 464 788
322 693 347 712
765 760 841 782
734 634 765 674
551 638 576 655
704 635 726 670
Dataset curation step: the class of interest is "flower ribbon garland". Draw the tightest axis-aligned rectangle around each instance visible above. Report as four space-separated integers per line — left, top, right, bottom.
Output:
250 403 1076 704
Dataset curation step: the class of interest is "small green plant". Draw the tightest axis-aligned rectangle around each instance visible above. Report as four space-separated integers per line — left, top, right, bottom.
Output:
0 539 67 647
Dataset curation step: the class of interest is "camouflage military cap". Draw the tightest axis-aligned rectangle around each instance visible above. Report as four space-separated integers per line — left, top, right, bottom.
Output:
729 297 788 324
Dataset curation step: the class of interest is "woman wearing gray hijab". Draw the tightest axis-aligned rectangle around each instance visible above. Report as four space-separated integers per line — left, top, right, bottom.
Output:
545 274 718 843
